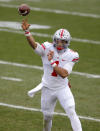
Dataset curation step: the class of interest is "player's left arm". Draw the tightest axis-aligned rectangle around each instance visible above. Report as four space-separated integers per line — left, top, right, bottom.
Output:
53 66 69 78
52 62 75 78
62 51 79 77
47 51 69 78
48 51 79 78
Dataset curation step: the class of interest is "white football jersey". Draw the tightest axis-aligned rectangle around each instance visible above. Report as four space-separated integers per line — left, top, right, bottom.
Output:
34 41 79 90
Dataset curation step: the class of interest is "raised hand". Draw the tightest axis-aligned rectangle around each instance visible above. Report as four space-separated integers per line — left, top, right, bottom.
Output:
21 19 30 30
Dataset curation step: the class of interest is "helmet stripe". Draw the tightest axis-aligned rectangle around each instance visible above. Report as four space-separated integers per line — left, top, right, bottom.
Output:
60 29 64 38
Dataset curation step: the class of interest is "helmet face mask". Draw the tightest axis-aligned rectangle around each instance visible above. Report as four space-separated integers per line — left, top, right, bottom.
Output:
53 29 71 50
53 38 69 50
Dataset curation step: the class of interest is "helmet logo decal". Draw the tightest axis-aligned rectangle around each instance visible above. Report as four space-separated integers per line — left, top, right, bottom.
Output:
60 29 64 38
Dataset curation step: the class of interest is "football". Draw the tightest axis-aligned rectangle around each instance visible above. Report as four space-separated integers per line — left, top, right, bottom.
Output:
18 4 30 16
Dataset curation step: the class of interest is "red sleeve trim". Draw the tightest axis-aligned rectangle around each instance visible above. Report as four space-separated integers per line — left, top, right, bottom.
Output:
41 44 46 50
51 61 59 65
25 31 30 34
72 58 79 62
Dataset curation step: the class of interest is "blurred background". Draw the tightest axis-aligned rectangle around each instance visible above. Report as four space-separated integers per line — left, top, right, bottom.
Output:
0 0 100 131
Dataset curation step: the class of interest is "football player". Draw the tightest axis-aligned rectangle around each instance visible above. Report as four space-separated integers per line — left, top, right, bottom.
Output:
22 19 82 131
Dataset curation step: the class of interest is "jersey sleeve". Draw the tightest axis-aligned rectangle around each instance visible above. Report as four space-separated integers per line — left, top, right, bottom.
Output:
63 62 75 74
71 52 79 63
63 51 79 74
34 41 51 56
34 42 45 56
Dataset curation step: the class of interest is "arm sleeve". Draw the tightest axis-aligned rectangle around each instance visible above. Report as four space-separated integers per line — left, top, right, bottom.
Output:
63 51 79 74
72 52 79 62
34 42 44 56
63 62 75 74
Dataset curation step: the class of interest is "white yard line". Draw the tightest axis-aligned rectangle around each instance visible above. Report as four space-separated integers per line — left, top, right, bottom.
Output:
0 21 51 30
0 4 100 19
0 60 100 79
0 60 43 70
72 71 100 79
0 76 22 81
27 0 40 2
0 102 100 122
72 38 100 45
0 28 100 45
0 0 11 2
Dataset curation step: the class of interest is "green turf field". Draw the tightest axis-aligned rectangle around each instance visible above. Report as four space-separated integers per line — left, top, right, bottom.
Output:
0 0 100 131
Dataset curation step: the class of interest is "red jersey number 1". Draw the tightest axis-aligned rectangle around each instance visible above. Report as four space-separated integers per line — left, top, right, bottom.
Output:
51 61 59 77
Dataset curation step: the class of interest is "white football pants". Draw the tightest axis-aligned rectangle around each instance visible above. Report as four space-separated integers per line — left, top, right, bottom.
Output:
41 86 82 131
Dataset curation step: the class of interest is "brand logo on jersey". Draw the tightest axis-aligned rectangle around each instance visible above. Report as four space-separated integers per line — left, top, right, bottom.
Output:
62 59 66 61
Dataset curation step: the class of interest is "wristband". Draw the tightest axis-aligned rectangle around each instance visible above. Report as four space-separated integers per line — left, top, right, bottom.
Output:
25 30 31 36
50 59 57 67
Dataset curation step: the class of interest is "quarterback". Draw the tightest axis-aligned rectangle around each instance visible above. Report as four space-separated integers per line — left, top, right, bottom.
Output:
22 19 82 131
